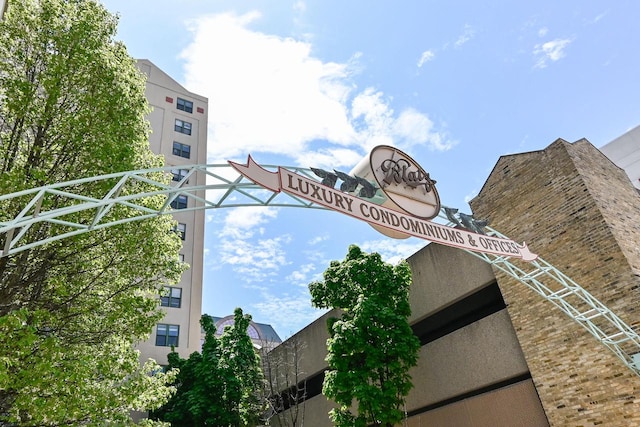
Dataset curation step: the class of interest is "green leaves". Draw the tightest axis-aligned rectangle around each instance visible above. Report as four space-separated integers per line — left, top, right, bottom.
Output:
309 244 420 427
152 311 266 426
0 0 183 424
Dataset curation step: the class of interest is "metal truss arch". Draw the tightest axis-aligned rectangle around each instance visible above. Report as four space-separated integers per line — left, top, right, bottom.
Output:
437 209 640 377
1 164 639 376
0 164 325 257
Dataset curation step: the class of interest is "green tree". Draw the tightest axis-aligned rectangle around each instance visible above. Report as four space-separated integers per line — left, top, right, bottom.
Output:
0 0 183 424
151 316 223 426
309 245 420 427
219 308 266 426
152 310 266 426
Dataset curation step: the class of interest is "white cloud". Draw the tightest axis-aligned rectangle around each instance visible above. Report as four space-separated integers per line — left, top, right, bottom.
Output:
181 11 356 161
587 11 608 25
295 147 364 170
252 291 326 338
179 11 454 168
285 262 316 285
351 88 455 153
417 49 435 67
218 235 291 282
293 0 306 14
463 189 478 204
358 239 428 265
455 24 475 48
533 38 573 68
538 27 548 37
308 234 329 245
394 108 456 151
218 207 279 239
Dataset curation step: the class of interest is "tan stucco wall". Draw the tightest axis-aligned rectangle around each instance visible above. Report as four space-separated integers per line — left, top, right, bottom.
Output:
407 379 549 427
407 242 496 323
135 59 208 363
268 242 546 426
406 309 530 410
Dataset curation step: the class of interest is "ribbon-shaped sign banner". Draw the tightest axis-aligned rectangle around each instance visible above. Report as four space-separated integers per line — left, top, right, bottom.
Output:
229 156 538 262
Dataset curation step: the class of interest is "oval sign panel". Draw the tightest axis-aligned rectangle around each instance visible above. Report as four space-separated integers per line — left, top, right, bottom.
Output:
350 145 440 238
351 145 440 218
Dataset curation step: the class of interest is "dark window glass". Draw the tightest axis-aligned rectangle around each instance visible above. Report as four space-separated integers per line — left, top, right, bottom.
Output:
156 324 179 347
174 119 192 135
172 168 189 183
172 141 191 159
171 195 188 210
173 222 186 240
160 286 182 308
177 98 194 113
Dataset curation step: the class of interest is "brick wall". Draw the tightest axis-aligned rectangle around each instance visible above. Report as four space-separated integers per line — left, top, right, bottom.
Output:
470 139 640 426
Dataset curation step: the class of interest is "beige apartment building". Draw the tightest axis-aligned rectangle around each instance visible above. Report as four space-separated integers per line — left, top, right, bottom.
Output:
136 59 208 364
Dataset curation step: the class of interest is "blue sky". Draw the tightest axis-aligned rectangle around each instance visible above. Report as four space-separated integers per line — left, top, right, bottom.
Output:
101 0 640 338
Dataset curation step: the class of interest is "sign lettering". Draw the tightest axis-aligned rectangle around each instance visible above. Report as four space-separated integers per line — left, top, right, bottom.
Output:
229 155 538 262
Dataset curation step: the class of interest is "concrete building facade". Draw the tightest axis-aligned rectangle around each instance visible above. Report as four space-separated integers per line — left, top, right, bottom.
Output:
599 125 640 190
136 59 208 364
267 137 640 426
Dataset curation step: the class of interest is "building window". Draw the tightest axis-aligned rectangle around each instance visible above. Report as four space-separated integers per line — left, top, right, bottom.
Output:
156 324 179 347
179 253 185 262
173 222 186 240
151 365 169 376
177 98 193 113
172 141 191 159
174 119 192 135
171 195 188 210
161 286 182 308
172 168 189 183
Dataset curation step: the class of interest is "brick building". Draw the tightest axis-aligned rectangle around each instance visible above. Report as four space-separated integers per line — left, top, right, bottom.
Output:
470 138 640 426
267 137 640 426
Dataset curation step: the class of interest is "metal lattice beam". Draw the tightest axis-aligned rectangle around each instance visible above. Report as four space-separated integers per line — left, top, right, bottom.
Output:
1 164 639 376
0 164 324 257
437 209 640 377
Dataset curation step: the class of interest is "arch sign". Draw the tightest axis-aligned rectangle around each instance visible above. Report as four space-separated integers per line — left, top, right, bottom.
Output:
229 145 537 262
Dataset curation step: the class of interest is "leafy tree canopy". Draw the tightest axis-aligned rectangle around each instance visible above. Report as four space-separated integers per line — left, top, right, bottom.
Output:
152 310 266 426
309 245 420 427
0 0 184 424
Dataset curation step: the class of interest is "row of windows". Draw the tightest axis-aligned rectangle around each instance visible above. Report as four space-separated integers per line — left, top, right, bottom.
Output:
173 96 193 168
155 96 194 349
173 95 193 162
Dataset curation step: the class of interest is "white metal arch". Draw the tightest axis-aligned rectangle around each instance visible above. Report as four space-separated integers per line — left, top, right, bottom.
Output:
0 164 325 257
1 163 639 376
